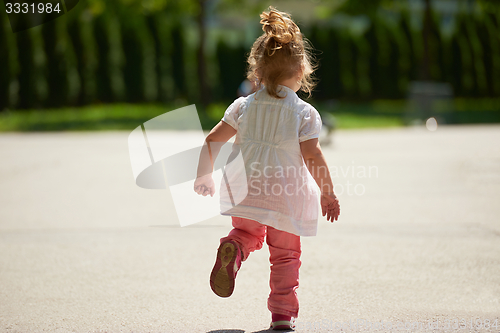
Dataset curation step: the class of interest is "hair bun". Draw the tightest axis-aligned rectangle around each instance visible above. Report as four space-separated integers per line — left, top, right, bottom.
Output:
260 8 296 45
248 7 316 98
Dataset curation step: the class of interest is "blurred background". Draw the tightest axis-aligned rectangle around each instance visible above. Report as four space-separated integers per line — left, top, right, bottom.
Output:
0 0 499 131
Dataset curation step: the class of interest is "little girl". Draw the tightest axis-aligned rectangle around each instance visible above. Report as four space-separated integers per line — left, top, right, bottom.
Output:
194 7 340 330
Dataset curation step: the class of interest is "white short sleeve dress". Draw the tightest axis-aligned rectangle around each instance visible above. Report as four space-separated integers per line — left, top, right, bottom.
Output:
219 85 322 237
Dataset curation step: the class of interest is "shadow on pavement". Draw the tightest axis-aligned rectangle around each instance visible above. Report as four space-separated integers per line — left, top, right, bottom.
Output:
206 329 292 333
206 330 293 333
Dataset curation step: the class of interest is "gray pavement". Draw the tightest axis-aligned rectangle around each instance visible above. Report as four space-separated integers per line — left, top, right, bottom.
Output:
0 126 499 332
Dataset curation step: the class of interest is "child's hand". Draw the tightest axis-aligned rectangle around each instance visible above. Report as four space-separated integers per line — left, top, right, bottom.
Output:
194 174 215 197
321 192 340 222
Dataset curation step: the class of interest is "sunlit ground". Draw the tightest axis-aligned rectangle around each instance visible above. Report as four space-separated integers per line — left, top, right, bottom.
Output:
0 124 498 332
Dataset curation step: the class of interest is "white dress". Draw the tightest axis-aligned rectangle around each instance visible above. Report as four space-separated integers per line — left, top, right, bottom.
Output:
219 85 322 236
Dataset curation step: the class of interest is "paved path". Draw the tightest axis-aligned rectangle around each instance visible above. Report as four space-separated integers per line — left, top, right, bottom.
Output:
0 126 499 332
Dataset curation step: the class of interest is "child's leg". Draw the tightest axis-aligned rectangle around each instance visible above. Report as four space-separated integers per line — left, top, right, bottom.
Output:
266 226 301 318
220 216 266 261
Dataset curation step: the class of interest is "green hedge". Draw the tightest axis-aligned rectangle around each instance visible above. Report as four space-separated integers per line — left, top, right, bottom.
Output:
1 3 500 110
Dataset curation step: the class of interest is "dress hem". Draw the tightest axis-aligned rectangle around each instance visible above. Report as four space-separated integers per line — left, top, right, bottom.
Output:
220 205 318 237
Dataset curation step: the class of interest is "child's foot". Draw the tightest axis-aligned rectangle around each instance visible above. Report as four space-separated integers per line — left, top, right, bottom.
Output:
210 240 242 297
271 313 295 330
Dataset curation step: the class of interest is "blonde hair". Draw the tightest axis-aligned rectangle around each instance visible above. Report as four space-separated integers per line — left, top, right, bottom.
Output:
247 7 316 99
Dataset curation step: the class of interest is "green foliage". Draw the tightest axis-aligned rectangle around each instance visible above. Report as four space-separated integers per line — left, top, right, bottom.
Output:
0 10 20 109
1 0 500 114
215 40 247 100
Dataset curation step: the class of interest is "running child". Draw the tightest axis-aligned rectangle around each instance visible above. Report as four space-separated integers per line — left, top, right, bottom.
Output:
194 7 340 330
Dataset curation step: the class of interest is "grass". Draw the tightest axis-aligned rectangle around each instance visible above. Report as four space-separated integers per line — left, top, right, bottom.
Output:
0 104 174 132
329 113 404 128
0 98 498 132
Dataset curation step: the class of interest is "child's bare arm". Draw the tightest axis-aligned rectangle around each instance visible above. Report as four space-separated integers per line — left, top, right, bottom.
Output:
300 138 334 193
300 138 340 221
194 121 237 196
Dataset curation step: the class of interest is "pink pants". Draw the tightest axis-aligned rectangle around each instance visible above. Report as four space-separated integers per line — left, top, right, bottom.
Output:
220 216 301 318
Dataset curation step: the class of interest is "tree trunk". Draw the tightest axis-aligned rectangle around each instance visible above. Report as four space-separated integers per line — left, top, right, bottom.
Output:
421 0 432 80
197 0 210 108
